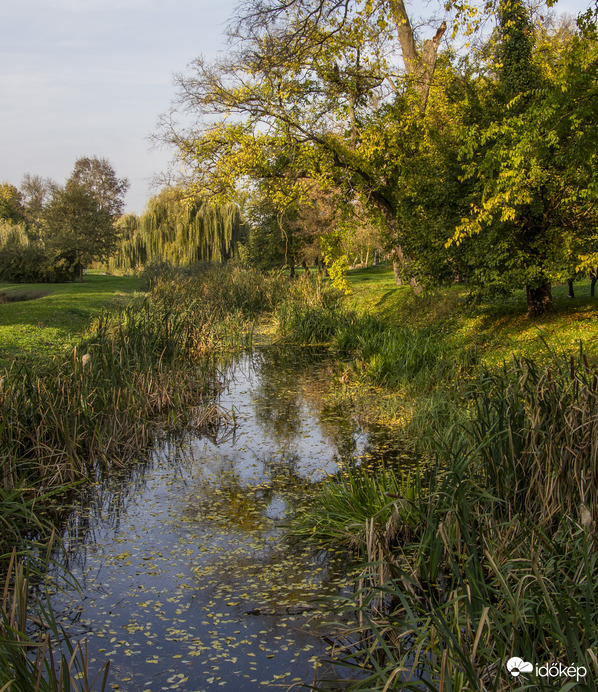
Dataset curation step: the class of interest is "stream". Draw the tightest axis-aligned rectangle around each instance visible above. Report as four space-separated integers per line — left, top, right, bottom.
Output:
48 348 403 691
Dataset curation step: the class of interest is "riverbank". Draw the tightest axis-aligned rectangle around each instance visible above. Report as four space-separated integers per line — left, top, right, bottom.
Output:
1 264 597 690
292 269 598 690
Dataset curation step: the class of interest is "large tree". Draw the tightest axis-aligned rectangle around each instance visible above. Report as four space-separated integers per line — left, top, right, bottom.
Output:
159 0 454 287
43 180 117 281
451 1 598 315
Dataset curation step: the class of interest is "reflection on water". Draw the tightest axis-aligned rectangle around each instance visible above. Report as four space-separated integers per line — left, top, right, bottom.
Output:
49 348 406 691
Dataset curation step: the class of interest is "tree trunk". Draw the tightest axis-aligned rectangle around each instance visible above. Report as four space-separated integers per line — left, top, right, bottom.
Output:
591 272 597 297
387 0 446 114
526 282 553 317
410 276 423 296
392 259 403 285
567 279 575 298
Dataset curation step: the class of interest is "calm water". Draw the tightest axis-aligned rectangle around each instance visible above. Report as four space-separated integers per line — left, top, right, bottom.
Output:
49 349 403 691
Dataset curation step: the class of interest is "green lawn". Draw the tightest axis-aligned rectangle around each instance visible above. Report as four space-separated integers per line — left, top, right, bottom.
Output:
0 271 143 368
345 266 598 367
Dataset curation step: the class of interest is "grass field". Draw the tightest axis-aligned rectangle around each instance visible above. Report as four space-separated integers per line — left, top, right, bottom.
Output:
345 265 598 367
0 271 143 367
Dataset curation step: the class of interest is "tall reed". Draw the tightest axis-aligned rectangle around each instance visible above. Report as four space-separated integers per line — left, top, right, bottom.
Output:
0 550 109 691
298 348 598 690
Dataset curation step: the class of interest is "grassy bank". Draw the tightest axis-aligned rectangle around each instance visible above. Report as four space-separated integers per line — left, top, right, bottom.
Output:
0 271 143 368
288 269 598 690
346 267 598 367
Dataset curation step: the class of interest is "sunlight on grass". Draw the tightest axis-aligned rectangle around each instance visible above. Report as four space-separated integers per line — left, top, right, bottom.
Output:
0 271 143 367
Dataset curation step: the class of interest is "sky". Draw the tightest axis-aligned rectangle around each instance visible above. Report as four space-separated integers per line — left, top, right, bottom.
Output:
0 0 591 214
0 0 237 213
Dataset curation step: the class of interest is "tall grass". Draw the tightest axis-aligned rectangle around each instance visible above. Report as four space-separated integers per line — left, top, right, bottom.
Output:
275 274 350 344
468 348 598 528
1 266 289 510
297 348 598 690
0 550 109 691
332 314 476 391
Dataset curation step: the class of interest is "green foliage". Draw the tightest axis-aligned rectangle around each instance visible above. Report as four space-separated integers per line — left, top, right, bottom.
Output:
497 0 541 101
43 180 117 281
0 183 25 224
291 462 419 553
453 7 598 314
0 222 71 283
70 156 129 219
107 189 246 271
275 276 349 344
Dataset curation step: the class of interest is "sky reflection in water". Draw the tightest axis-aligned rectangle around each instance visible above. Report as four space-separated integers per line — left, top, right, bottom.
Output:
50 350 379 691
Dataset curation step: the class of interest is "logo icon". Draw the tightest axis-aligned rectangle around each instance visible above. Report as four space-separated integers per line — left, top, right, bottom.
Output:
507 657 533 677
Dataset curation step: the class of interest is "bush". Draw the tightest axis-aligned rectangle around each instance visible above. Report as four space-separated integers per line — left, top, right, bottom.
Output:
0 224 74 283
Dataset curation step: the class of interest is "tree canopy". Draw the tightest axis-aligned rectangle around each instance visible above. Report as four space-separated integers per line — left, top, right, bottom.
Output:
70 156 130 218
158 0 597 314
107 189 246 272
43 180 117 281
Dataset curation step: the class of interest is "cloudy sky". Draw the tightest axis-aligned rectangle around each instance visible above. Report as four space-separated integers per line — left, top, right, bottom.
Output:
0 0 590 213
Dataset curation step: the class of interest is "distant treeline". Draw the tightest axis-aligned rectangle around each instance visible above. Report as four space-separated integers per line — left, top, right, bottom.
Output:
108 190 246 271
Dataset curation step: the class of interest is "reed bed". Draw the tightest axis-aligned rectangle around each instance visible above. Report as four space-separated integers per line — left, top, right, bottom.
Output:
0 265 292 528
0 264 330 545
0 550 109 691
295 348 598 690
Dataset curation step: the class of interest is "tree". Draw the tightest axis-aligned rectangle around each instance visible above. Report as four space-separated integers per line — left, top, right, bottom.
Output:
69 156 129 218
451 1 598 315
106 188 246 271
159 0 454 289
20 173 53 239
43 180 116 281
0 183 25 224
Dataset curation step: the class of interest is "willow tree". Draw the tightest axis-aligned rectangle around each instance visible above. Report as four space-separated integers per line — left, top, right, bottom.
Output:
109 214 146 271
109 189 246 270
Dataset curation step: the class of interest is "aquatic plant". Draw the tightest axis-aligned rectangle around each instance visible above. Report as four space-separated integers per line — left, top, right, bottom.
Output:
0 550 109 691
301 348 598 690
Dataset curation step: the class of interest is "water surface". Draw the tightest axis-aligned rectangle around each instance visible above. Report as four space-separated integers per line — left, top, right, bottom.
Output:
50 349 398 691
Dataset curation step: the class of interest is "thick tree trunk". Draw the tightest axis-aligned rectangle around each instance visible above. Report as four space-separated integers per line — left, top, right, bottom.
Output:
567 279 575 298
591 272 597 297
387 0 446 114
526 282 553 317
392 259 403 285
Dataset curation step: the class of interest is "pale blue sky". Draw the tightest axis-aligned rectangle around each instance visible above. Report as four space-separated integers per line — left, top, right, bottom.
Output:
1 0 237 213
0 0 591 214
